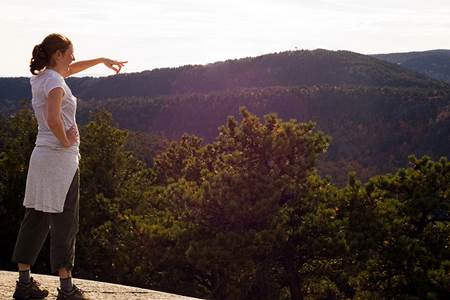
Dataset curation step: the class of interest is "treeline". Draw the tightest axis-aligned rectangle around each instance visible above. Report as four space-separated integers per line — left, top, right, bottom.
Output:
2 49 449 103
1 106 449 299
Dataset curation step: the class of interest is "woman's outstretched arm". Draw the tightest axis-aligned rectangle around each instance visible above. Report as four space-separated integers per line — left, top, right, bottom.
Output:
65 58 128 77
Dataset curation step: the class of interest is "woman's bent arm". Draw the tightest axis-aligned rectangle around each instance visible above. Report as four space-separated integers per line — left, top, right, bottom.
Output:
46 88 71 147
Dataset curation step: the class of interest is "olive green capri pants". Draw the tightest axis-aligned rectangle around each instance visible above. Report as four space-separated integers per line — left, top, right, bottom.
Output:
11 168 80 274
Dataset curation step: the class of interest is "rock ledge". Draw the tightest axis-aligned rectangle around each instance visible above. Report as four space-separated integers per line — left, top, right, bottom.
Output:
0 270 203 299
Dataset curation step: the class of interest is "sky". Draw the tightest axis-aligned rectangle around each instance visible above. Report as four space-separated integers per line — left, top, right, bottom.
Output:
1 0 450 77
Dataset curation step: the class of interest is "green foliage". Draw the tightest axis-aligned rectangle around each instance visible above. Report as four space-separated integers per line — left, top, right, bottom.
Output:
72 84 450 187
1 105 448 299
75 109 156 282
124 130 170 168
0 105 38 268
147 107 345 298
342 155 450 298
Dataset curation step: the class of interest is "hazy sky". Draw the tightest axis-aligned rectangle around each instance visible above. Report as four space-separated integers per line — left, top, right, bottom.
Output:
2 0 450 77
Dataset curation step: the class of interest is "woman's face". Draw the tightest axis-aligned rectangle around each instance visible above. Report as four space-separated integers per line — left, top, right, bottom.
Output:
53 44 75 69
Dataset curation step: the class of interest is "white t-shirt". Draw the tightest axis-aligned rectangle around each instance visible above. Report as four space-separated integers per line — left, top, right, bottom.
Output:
23 68 81 212
30 68 80 152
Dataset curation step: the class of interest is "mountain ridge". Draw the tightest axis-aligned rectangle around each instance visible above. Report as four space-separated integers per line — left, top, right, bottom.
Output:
372 49 450 82
1 49 448 104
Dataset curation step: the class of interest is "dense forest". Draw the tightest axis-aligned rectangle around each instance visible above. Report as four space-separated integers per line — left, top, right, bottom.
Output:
0 107 448 299
69 84 450 186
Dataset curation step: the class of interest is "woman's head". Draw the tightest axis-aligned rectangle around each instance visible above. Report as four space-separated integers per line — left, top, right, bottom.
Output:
30 33 75 75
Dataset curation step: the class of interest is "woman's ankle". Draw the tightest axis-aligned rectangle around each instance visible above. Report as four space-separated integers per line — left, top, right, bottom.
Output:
18 263 30 272
58 267 72 279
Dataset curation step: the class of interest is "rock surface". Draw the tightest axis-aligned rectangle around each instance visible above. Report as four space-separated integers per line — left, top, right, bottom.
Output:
0 270 203 299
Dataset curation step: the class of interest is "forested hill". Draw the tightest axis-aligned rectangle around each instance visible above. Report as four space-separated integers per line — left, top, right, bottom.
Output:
372 49 450 83
73 85 450 185
1 49 448 103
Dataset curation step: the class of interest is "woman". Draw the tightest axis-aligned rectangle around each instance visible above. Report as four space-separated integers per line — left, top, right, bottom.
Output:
11 33 127 300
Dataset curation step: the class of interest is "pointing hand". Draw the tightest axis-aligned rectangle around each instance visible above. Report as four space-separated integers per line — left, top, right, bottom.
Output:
103 58 128 74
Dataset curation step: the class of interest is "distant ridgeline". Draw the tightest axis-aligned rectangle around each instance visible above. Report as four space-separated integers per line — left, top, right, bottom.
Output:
1 49 449 185
372 49 450 83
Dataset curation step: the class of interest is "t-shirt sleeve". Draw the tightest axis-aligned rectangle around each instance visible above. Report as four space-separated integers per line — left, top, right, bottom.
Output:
43 75 65 98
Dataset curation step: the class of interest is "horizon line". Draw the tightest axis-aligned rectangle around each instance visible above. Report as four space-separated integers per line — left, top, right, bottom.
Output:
1 47 448 78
